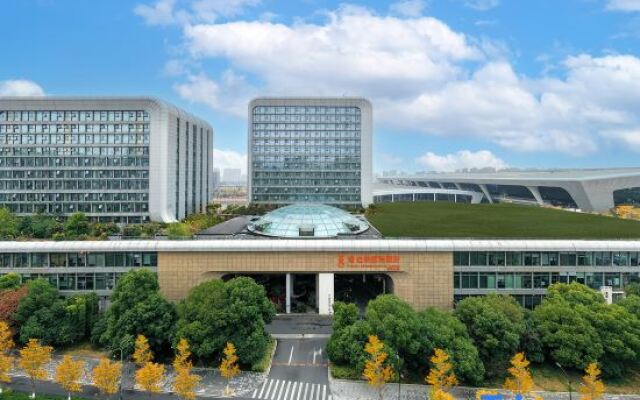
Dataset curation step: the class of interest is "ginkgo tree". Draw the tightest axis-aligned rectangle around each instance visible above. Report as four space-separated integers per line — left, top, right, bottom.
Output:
92 357 122 399
0 321 14 394
363 335 394 400
219 342 240 396
579 362 605 400
55 355 85 400
133 334 165 393
173 338 201 400
426 348 458 400
503 352 539 400
19 339 53 399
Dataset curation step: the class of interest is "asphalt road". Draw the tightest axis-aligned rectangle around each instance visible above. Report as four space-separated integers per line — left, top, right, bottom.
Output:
250 338 332 400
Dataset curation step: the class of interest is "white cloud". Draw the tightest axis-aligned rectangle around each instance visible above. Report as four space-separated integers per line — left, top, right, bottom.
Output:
214 148 247 175
389 0 426 17
417 150 508 172
155 5 640 156
462 0 500 11
606 0 640 11
134 0 177 25
0 80 45 96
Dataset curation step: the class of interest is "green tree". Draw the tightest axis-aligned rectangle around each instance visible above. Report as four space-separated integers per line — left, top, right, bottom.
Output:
0 208 18 239
624 282 640 298
99 269 176 359
417 308 484 385
166 223 192 239
0 273 21 291
618 294 640 315
454 294 525 376
19 214 61 239
175 277 275 367
63 212 90 239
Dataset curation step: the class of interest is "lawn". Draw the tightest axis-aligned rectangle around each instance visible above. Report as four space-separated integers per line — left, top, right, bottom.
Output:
367 202 640 239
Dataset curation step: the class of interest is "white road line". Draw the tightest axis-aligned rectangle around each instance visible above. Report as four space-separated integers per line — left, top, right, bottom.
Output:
302 382 309 400
274 379 285 400
316 384 322 400
297 382 306 400
313 349 317 364
268 379 280 400
254 379 267 398
288 345 294 365
283 381 292 400
290 382 298 400
258 379 271 399
322 384 327 400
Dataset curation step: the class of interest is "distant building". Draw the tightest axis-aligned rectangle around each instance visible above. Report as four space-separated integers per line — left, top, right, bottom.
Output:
212 168 221 188
222 168 242 183
248 97 373 208
0 97 213 223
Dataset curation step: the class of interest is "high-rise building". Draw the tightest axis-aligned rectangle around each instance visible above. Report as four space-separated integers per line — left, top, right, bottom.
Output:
0 97 213 223
222 168 242 183
248 97 372 207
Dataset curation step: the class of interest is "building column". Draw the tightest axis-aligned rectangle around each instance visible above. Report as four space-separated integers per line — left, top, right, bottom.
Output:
317 273 335 315
527 186 544 206
479 184 493 203
285 273 292 314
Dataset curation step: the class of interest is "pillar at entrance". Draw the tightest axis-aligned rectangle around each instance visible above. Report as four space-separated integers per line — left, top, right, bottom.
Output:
317 273 334 315
285 273 292 314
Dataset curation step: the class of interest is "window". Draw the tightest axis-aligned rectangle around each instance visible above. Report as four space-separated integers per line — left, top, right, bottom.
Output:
469 252 487 266
461 272 478 289
50 253 67 267
595 252 612 266
506 252 522 266
613 252 628 266
560 253 576 266
453 252 469 266
479 273 496 289
524 252 540 266
577 252 593 266
533 272 550 288
541 252 559 266
488 252 505 266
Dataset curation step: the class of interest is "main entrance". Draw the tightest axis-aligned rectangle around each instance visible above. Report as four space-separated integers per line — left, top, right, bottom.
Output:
334 273 394 312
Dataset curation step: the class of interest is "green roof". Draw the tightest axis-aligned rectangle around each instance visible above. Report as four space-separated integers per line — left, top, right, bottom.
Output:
367 202 640 239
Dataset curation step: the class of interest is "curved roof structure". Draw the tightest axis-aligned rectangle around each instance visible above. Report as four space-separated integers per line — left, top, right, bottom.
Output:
247 204 369 238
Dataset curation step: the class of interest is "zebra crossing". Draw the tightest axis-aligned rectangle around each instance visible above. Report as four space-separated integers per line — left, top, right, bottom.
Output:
251 379 332 400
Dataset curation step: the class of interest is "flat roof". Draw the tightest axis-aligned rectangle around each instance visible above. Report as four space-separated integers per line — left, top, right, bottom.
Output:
384 168 640 182
0 239 639 253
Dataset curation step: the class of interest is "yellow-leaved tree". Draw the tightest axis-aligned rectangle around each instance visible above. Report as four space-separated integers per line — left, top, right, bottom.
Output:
363 335 393 400
133 334 153 367
19 338 53 399
173 338 201 400
0 321 14 394
219 342 240 396
579 363 605 400
504 353 537 399
92 357 122 398
133 334 165 393
136 362 165 393
55 355 85 400
426 348 458 400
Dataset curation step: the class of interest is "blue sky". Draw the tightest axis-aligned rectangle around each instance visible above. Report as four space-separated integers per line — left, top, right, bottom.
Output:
2 0 640 174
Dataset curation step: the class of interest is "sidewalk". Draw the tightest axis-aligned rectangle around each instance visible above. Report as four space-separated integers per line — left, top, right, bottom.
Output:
328 373 640 400
8 352 267 398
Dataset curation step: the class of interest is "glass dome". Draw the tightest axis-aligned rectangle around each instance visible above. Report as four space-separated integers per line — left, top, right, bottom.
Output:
247 204 369 238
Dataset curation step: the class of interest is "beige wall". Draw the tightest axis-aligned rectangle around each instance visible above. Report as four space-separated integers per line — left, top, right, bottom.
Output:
158 251 453 310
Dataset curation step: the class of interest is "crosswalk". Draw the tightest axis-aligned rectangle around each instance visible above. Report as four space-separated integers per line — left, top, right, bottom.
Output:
251 379 332 400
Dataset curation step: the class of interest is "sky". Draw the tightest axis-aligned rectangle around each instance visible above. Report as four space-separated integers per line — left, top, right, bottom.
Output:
2 0 640 174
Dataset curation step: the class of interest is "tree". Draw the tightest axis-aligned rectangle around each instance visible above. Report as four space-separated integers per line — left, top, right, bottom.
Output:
92 357 122 398
454 294 525 376
219 342 240 396
362 335 393 400
55 355 85 400
19 339 53 399
0 273 21 291
133 335 153 367
0 321 14 393
63 212 90 239
503 353 535 397
99 269 176 359
166 223 192 239
426 348 458 400
579 363 605 400
624 282 640 298
173 338 200 400
0 286 27 330
0 208 19 239
175 277 275 366
135 362 165 393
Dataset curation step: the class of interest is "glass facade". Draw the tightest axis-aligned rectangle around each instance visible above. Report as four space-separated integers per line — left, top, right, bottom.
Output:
0 109 150 223
0 251 157 292
454 250 640 308
250 104 362 205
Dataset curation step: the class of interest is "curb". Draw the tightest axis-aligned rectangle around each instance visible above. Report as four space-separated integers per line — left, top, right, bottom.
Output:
271 333 331 339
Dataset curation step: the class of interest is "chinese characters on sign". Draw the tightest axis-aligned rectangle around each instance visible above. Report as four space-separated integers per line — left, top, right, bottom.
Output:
337 254 401 271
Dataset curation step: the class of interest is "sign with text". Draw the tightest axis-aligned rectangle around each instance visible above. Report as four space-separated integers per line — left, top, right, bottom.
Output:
336 254 401 271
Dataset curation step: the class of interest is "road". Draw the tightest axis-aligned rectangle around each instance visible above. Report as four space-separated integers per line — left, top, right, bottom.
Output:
250 338 332 400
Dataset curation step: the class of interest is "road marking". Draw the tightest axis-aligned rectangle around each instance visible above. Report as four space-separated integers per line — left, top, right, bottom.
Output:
252 379 331 400
272 380 282 400
288 345 294 365
283 381 291 400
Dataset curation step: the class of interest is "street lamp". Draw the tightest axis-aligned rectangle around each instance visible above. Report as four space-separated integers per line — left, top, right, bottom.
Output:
395 352 402 400
555 362 572 400
114 347 125 400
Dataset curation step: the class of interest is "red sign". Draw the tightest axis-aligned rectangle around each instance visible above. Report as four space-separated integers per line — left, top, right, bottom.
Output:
337 254 401 271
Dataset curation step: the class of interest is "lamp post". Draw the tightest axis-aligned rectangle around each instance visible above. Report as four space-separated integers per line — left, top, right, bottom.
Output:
395 352 402 400
555 362 572 400
115 346 125 400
